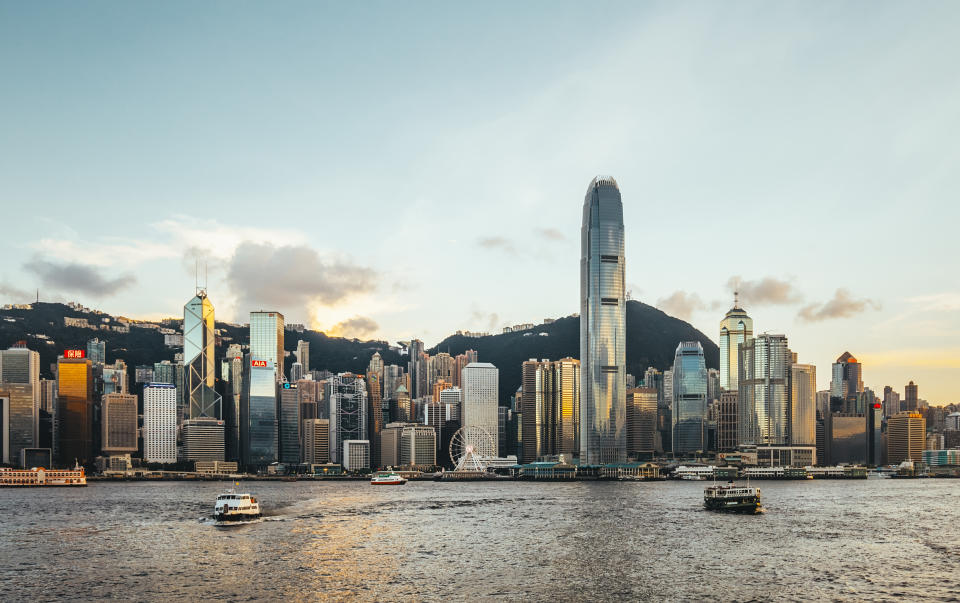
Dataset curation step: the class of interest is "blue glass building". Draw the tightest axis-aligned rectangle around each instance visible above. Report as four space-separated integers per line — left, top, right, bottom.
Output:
240 356 278 468
672 341 707 455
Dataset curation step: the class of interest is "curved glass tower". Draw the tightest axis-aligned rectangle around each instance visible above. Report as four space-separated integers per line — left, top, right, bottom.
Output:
672 341 707 455
579 176 626 464
719 297 753 391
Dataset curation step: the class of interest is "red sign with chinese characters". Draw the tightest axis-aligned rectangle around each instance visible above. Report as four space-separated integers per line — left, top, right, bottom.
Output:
64 349 86 359
251 360 267 367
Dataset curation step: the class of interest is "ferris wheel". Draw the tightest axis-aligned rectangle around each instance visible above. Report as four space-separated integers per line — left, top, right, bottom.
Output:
448 425 495 472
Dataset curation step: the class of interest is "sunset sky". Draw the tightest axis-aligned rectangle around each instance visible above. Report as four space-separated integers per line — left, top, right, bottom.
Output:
1 2 958 402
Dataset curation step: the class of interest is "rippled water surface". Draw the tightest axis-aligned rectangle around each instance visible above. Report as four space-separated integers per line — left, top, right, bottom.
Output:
2 479 958 601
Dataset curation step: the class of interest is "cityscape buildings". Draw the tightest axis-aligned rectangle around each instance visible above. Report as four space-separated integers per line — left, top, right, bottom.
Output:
579 175 627 465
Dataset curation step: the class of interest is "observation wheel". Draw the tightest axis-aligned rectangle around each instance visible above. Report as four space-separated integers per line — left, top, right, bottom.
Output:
448 426 496 472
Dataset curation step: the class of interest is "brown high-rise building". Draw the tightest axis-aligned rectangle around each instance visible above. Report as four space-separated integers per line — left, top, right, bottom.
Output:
301 418 329 464
101 393 138 455
432 379 453 402
904 381 919 412
520 358 579 462
887 411 925 464
366 373 383 468
57 354 93 466
717 390 738 451
626 387 657 459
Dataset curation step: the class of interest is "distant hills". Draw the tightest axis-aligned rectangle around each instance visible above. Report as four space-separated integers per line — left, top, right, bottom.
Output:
0 300 717 403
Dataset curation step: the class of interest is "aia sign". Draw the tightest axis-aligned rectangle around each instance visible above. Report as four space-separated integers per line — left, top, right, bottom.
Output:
64 349 85 359
251 360 268 367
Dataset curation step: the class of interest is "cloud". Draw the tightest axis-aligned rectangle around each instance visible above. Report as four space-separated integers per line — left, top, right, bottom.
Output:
23 257 136 297
0 282 33 303
536 228 565 241
225 242 377 320
727 275 802 306
477 237 516 253
798 289 881 322
907 293 960 312
326 315 379 339
656 291 708 320
470 310 500 332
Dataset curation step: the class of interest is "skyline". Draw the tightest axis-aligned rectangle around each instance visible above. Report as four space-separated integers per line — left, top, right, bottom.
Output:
2 2 959 402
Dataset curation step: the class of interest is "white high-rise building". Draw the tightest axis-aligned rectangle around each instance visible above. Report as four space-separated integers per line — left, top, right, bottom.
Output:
296 339 310 372
143 383 177 463
343 439 370 471
327 373 368 464
461 362 499 457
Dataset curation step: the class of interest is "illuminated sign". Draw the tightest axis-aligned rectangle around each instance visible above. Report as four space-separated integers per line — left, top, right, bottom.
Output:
64 349 86 359
873 403 882 409
251 360 268 368
283 383 291 389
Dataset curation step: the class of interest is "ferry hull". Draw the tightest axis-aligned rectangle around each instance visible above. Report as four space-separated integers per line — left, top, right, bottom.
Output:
704 497 763 514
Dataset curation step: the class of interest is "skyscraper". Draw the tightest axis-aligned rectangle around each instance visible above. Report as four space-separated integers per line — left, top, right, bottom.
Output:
240 356 278 468
520 358 580 462
461 362 499 457
278 383 300 465
718 296 753 391
250 311 285 382
143 383 177 463
672 342 708 455
184 291 221 420
296 339 310 373
0 345 41 464
887 411 925 464
738 334 791 446
830 352 863 400
57 353 93 467
101 393 138 455
626 387 657 459
904 381 919 412
579 175 626 465
327 373 368 464
407 339 425 398
790 363 817 446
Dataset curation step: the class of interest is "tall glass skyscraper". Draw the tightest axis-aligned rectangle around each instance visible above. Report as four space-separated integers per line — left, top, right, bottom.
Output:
672 342 708 455
184 291 221 419
719 297 753 391
240 356 278 467
579 176 626 464
250 311 285 382
738 334 791 446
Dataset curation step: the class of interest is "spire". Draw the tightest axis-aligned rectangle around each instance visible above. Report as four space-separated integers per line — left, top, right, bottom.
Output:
733 290 740 309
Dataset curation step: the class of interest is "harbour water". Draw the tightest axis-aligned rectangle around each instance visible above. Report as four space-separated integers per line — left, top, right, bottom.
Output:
2 479 958 601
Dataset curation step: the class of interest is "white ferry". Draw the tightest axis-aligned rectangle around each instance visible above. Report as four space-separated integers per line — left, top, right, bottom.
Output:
675 465 713 480
0 466 87 487
214 491 261 524
370 471 407 485
704 483 764 514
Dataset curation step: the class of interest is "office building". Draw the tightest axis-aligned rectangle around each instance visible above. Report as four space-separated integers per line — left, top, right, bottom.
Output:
379 422 405 468
57 354 93 466
790 363 816 446
887 411 925 464
153 360 176 385
831 352 863 400
428 353 455 391
407 339 425 398
738 334 790 447
101 360 127 396
367 352 384 389
717 390 738 451
461 362 499 457
520 358 580 462
393 384 411 422
296 339 310 372
240 356 277 467
343 439 370 471
223 344 244 462
184 291 221 420
883 386 901 418
400 424 436 468
101 393 137 455
250 311 285 382
301 418 330 464
86 338 106 365
579 175 627 464
673 342 708 455
290 362 304 383
143 383 177 463
278 383 300 465
1 384 35 467
383 364 403 401
718 296 753 391
904 381 919 412
366 372 383 468
327 373 368 464
626 387 657 459
181 419 225 462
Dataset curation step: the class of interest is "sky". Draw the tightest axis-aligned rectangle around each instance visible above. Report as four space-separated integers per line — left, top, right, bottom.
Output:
1 2 958 403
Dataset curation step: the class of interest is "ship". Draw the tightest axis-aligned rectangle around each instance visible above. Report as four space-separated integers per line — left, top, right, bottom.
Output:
703 482 764 514
370 471 407 485
0 466 87 487
213 491 261 525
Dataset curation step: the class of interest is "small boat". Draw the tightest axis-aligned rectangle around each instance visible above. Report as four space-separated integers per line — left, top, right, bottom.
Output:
370 471 407 485
213 491 262 525
704 482 764 514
